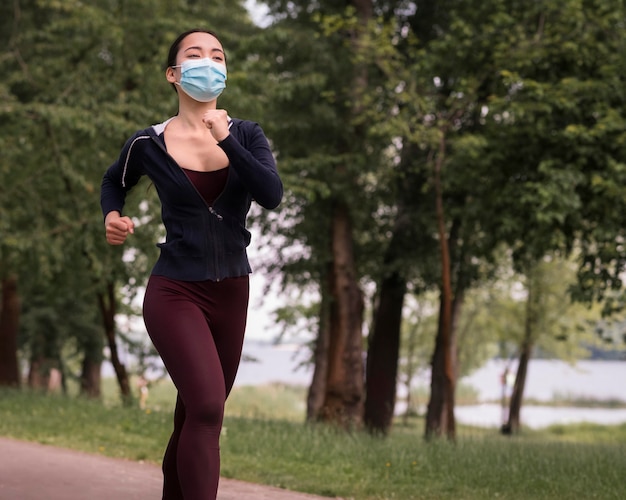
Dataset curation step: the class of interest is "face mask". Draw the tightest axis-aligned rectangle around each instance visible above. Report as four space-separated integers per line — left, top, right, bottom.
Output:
174 58 227 102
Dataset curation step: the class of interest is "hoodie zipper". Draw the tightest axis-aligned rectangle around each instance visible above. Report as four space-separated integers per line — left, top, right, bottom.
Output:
179 168 226 281
149 133 226 280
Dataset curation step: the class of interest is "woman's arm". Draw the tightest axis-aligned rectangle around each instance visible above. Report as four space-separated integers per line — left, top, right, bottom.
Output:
100 131 146 243
218 123 283 209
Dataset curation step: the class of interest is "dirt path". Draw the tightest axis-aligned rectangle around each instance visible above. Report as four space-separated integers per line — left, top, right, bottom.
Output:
0 437 337 499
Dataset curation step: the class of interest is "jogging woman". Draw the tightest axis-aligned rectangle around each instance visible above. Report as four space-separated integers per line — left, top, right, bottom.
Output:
100 29 282 499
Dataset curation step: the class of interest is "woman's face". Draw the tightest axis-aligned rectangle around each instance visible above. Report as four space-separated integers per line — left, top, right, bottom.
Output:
167 31 226 85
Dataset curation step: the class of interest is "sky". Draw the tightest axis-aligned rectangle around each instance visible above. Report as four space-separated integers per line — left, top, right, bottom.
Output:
246 257 282 340
244 0 272 27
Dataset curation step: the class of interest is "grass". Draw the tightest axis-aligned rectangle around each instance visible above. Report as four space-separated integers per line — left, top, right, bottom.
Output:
1 382 625 499
220 420 626 499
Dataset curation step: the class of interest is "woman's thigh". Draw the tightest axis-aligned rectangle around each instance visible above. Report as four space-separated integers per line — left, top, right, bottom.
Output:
200 276 249 393
143 275 225 407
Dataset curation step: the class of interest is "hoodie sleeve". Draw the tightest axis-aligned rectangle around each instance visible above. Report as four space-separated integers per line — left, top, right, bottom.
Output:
218 122 283 210
100 131 149 220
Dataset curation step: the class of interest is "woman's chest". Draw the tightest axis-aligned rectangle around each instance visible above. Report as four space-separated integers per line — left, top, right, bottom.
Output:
165 136 229 172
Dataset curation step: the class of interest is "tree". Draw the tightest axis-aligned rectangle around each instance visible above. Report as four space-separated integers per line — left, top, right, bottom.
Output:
252 1 395 428
0 0 265 400
500 256 604 433
466 3 626 434
358 0 625 438
355 3 491 438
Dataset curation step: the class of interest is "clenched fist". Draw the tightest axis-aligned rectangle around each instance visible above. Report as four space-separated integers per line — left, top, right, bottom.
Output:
202 109 230 142
105 211 135 245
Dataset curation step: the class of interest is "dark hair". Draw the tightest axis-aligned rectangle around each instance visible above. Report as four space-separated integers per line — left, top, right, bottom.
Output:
166 29 223 68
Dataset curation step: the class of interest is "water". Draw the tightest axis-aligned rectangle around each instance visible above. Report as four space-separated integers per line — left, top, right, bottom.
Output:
236 342 626 428
461 358 626 403
456 358 626 428
236 340 312 387
106 339 626 428
454 403 626 429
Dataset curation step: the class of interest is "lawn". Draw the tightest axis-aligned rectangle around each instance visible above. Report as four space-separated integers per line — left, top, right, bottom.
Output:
0 382 624 499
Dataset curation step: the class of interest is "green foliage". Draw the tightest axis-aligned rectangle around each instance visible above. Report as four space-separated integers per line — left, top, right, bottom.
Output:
479 3 626 270
2 0 625 422
235 0 626 430
481 253 605 362
398 251 605 389
255 0 625 359
0 0 266 391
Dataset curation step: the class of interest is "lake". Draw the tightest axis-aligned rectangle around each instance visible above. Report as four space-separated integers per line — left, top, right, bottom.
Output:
106 339 626 428
236 340 626 428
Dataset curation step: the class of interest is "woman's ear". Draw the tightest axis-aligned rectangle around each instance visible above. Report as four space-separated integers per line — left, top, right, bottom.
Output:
165 66 177 84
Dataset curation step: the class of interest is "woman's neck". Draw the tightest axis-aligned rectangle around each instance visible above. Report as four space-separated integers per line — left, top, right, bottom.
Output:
176 99 217 129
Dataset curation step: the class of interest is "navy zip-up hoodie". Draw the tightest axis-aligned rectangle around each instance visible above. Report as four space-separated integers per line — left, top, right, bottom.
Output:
100 117 283 281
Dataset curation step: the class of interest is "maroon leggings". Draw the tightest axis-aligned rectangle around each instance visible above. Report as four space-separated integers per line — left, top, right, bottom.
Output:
143 274 249 500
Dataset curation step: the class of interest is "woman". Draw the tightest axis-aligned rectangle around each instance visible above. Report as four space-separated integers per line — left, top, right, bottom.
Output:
100 29 282 499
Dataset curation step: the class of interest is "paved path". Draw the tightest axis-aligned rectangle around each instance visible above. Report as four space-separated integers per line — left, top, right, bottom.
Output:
0 437 335 499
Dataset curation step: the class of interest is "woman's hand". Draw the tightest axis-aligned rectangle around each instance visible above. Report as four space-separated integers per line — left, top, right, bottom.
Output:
202 109 230 142
105 211 135 245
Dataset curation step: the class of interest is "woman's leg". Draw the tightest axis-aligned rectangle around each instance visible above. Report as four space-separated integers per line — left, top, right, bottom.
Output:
161 394 185 499
143 276 229 500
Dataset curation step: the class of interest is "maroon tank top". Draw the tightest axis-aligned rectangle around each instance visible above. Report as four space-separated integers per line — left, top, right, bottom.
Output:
182 167 229 206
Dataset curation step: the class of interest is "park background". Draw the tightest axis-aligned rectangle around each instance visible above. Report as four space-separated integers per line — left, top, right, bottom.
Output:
1 1 626 498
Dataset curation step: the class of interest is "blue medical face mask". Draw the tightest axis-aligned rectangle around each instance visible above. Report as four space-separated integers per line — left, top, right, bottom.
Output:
173 58 227 102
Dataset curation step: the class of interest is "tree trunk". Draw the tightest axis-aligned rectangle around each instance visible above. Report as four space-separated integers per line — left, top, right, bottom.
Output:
80 356 102 399
425 132 456 440
364 270 406 434
97 281 132 403
504 275 536 434
80 321 104 399
317 0 372 430
363 204 410 435
320 201 365 429
364 140 428 433
504 339 532 434
307 265 331 421
0 274 21 387
28 356 50 390
451 285 464 379
424 299 449 437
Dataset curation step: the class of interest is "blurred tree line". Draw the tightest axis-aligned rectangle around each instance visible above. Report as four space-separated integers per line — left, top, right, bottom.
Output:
0 0 625 439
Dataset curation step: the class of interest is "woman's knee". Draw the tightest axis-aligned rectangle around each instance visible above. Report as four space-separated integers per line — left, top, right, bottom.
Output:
185 392 225 427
